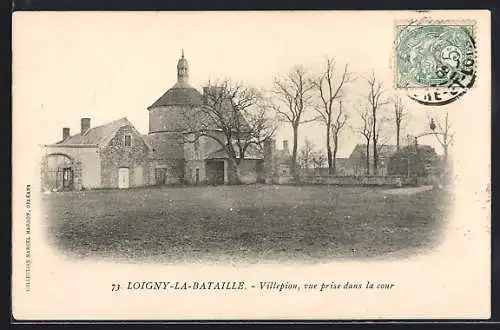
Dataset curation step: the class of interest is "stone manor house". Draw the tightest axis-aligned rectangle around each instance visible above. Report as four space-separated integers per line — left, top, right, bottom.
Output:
40 52 291 191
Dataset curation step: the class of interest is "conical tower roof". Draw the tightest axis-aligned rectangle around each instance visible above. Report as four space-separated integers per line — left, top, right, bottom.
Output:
148 50 203 108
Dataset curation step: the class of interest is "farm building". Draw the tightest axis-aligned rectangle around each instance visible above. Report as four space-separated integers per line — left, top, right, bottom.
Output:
41 51 291 190
41 117 154 191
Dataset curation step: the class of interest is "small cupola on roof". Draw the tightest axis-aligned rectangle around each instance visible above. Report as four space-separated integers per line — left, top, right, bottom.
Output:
176 49 189 86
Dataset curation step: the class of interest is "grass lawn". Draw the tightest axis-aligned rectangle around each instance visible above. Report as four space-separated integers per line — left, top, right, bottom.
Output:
42 184 452 263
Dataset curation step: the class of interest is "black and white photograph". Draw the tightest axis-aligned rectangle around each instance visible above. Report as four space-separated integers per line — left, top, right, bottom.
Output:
12 10 491 320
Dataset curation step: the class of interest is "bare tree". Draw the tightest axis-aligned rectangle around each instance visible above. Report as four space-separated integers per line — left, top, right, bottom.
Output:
272 65 315 179
330 100 349 174
312 150 327 170
357 106 373 175
393 96 407 152
298 138 316 173
183 79 277 184
429 112 453 170
364 72 389 172
373 121 392 175
311 58 352 174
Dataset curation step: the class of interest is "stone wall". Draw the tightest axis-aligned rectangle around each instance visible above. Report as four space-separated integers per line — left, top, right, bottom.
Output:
154 159 185 184
184 132 225 161
276 175 295 184
263 139 278 184
237 159 263 184
185 160 206 184
297 175 416 186
147 131 185 160
149 105 194 132
100 125 152 188
147 131 185 184
40 153 83 191
43 145 100 189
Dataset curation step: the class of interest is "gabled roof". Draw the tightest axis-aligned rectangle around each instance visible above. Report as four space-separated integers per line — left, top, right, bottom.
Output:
148 86 203 108
335 157 350 167
348 144 399 159
348 144 435 160
54 117 150 149
275 149 292 165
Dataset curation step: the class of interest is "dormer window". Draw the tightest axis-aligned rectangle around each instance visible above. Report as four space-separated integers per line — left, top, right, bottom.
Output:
124 135 132 147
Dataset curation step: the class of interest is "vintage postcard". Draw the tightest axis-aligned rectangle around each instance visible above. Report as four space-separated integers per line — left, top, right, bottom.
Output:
12 10 491 320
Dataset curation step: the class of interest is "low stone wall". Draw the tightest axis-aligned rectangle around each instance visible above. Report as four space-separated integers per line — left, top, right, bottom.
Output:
296 175 417 186
277 175 295 184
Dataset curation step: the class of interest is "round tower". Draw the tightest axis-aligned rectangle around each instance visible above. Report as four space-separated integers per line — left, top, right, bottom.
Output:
146 50 203 184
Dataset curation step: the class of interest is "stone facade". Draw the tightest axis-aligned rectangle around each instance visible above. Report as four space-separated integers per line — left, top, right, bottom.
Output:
183 132 229 184
146 53 265 185
154 160 186 185
145 53 206 185
42 52 271 189
145 131 185 184
185 160 207 184
263 139 292 184
41 145 100 190
300 175 415 186
99 125 152 188
41 117 154 191
149 105 198 132
40 151 84 191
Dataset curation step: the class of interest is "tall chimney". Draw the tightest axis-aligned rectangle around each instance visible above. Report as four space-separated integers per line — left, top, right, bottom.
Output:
283 140 289 153
81 118 91 134
62 127 70 141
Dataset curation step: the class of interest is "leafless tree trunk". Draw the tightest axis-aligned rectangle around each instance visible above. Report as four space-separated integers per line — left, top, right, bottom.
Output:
182 79 276 184
358 107 373 175
433 112 452 163
311 58 352 174
298 138 315 175
312 150 327 171
431 112 453 181
393 96 407 152
272 66 315 179
331 100 348 174
365 72 389 172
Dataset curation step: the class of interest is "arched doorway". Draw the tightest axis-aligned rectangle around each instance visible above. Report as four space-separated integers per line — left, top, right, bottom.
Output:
42 153 75 191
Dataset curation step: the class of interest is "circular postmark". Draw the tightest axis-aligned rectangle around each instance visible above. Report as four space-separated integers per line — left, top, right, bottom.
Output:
396 24 476 106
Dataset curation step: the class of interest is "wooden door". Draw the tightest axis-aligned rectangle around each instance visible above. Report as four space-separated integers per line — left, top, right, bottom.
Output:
118 168 130 189
133 166 144 187
214 161 224 185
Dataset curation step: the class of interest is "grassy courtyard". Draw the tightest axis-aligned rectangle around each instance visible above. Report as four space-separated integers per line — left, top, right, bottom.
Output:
42 184 452 263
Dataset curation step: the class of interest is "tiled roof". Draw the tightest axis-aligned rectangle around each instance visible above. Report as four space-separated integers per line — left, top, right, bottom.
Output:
348 144 399 159
348 144 433 160
275 149 292 164
336 157 350 167
57 117 129 145
148 85 203 108
56 117 135 147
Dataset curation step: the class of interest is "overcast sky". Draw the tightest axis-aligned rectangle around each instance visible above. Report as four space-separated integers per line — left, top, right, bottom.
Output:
13 11 462 157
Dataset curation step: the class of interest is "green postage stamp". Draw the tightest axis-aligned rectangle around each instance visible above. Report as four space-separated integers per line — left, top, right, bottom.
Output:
395 20 476 106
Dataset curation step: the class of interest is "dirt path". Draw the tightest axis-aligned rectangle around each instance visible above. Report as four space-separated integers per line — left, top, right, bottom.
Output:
381 185 435 196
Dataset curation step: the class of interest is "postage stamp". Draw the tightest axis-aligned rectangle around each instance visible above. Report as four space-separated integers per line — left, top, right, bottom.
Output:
395 20 477 106
11 11 491 321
